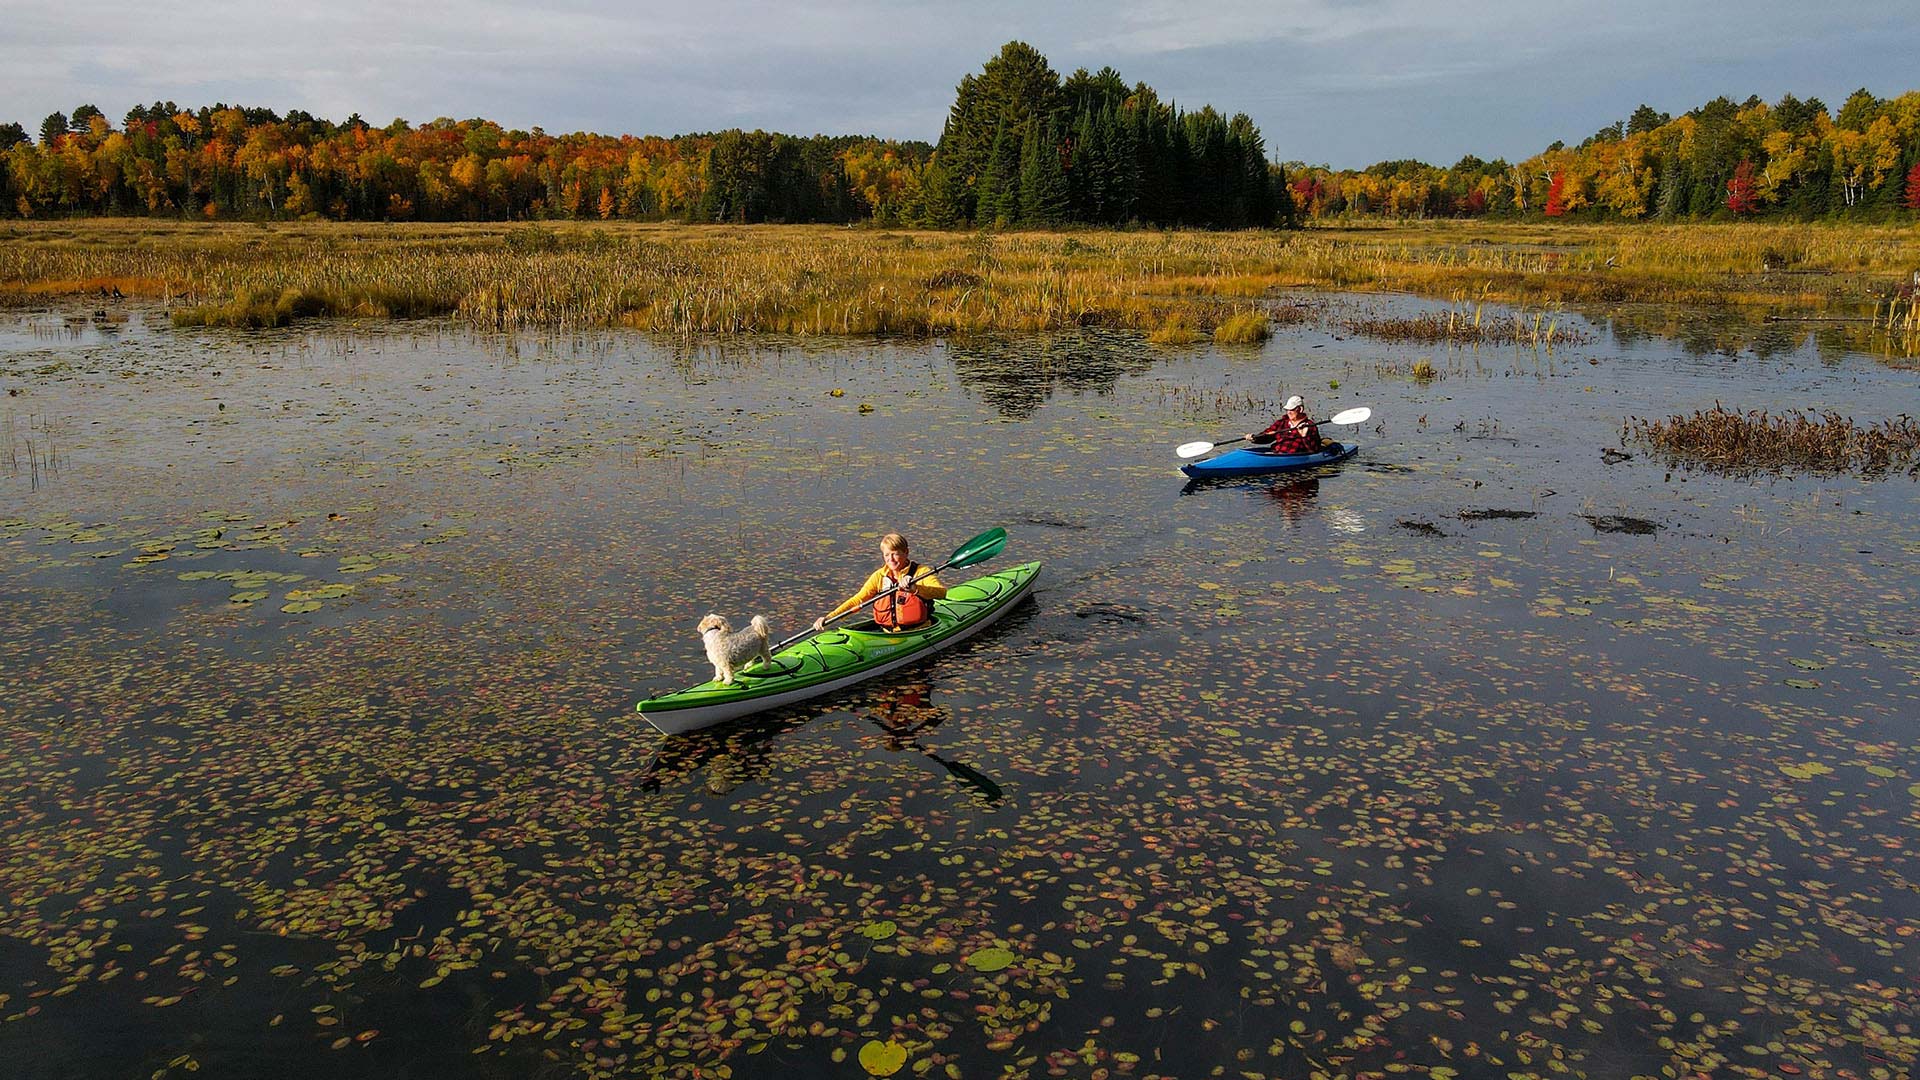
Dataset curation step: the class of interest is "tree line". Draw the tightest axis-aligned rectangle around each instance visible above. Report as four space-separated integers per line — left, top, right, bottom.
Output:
10 51 1910 227
0 102 924 224
1289 90 1920 221
0 42 1291 229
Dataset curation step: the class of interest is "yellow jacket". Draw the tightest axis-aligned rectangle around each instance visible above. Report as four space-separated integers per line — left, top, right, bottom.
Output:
826 564 948 622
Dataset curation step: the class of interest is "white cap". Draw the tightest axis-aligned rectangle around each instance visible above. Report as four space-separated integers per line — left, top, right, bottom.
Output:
1284 395 1304 411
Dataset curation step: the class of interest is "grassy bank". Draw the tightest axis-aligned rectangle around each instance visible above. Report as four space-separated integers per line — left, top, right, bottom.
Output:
1 219 1917 335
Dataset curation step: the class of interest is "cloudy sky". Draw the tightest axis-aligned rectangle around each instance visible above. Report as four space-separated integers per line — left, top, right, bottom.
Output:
5 1 1917 168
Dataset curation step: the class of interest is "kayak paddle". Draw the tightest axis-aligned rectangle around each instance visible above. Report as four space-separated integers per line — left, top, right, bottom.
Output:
771 527 1009 651
1176 406 1372 459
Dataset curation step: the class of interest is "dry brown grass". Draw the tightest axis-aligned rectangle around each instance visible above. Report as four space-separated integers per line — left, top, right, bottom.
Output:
1631 405 1920 475
2 219 1916 335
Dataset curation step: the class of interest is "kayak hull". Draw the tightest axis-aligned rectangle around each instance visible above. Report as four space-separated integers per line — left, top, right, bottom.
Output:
1181 441 1359 479
637 562 1040 735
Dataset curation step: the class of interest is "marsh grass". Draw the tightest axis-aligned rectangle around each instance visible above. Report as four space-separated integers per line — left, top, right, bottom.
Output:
3 220 1918 336
1342 308 1592 347
1631 405 1920 475
1212 310 1271 344
1146 314 1201 345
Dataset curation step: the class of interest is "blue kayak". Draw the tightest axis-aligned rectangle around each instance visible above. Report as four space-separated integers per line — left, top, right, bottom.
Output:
1181 441 1360 479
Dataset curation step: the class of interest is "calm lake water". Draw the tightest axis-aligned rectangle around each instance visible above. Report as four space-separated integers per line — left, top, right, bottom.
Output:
3 295 1917 1080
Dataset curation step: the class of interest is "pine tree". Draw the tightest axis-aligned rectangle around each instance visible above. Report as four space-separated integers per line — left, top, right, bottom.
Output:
975 123 1022 226
1018 121 1068 225
918 156 962 228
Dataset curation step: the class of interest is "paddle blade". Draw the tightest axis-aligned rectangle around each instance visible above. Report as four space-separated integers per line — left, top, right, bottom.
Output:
944 527 1007 570
1175 440 1216 459
1328 406 1372 426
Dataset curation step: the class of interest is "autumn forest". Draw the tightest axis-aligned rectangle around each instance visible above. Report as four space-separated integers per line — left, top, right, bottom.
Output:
2 41 1917 227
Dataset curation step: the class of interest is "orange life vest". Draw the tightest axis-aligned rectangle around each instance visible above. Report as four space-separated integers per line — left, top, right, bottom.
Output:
874 564 932 629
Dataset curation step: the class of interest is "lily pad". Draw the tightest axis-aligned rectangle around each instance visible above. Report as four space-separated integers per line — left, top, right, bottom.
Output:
966 947 1016 972
858 1039 908 1077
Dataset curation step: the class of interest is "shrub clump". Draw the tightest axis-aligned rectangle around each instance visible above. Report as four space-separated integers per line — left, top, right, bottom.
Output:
1213 310 1271 344
1630 405 1920 475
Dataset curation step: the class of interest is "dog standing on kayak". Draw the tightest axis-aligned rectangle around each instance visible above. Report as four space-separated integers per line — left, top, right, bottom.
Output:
697 613 772 684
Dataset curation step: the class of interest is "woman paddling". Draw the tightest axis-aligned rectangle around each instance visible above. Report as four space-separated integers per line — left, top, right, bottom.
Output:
1247 395 1323 455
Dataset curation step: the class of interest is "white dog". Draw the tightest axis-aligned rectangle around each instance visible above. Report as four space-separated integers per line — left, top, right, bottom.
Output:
697 613 772 684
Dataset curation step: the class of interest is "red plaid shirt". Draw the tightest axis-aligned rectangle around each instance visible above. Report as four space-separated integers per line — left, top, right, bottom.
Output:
1253 414 1321 455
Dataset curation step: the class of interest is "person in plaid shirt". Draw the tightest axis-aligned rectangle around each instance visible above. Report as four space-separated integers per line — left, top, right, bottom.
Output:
1247 395 1322 455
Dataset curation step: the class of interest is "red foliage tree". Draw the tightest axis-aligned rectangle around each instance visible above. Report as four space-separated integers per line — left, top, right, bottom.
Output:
1904 161 1920 210
1725 159 1760 214
1463 188 1487 215
1289 176 1324 214
1543 171 1568 217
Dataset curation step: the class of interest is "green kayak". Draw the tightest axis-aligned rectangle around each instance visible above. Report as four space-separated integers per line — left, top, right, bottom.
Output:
637 561 1041 735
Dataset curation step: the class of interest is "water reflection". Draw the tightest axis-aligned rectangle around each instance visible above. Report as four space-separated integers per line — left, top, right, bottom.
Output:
948 331 1159 418
863 682 1004 804
1264 475 1320 526
1594 303 1917 364
1179 472 1329 529
635 713 805 795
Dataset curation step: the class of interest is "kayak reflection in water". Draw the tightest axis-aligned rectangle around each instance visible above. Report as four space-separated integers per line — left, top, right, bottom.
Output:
865 682 1004 806
1266 475 1321 526
636 719 792 794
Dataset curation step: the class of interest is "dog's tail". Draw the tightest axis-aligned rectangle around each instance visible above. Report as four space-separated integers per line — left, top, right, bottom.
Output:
749 614 770 640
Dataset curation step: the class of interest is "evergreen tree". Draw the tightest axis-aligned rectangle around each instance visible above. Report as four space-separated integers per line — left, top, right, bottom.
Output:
935 41 1062 224
1834 88 1882 131
975 123 1022 225
69 104 104 133
0 122 27 150
39 111 68 146
1654 165 1686 219
1626 104 1668 136
1019 118 1070 225
919 156 964 228
1105 104 1128 223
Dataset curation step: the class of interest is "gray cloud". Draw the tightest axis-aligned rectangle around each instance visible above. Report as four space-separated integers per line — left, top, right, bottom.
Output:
3 1 1915 167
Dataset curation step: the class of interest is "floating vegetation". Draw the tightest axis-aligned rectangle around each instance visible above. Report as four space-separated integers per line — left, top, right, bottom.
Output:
1341 307 1592 347
4 294 1920 1080
1631 405 1920 475
1580 513 1662 534
1457 507 1538 521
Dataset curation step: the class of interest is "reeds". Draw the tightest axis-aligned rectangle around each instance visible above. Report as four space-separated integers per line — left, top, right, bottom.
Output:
2 219 1917 338
1212 310 1271 344
1146 314 1201 345
1630 405 1920 475
1341 308 1591 347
